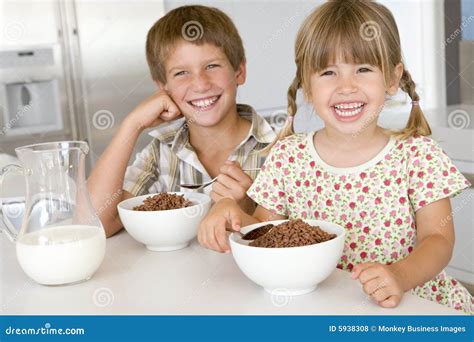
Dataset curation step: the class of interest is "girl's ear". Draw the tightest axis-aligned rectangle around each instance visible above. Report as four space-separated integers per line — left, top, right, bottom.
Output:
387 63 404 96
235 59 247 86
303 86 312 102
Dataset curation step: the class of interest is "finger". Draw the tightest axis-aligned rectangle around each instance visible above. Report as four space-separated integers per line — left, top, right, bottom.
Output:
351 262 374 279
370 287 392 303
379 295 400 308
216 174 245 199
198 221 209 249
160 97 181 120
205 221 225 253
362 278 386 295
220 164 253 187
214 224 230 253
358 265 384 284
212 182 234 199
228 210 242 231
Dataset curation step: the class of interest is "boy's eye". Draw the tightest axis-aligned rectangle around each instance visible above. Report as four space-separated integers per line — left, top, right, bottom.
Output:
174 71 187 77
206 64 220 70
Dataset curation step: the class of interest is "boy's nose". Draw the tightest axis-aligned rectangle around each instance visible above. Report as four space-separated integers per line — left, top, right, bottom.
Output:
192 72 212 93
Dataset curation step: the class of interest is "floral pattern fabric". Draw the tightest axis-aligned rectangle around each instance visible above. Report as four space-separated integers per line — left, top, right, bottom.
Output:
247 132 472 314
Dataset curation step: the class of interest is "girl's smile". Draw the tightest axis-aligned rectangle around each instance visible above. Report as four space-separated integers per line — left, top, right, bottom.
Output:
331 101 367 122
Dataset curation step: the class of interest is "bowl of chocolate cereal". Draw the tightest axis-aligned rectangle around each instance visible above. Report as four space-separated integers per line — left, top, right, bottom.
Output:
229 219 345 296
117 192 211 251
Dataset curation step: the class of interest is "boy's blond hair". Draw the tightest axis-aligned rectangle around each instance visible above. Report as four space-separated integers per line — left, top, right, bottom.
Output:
266 0 431 152
146 5 245 84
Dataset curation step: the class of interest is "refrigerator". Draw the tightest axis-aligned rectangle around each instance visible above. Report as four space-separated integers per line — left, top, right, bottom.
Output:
0 0 165 172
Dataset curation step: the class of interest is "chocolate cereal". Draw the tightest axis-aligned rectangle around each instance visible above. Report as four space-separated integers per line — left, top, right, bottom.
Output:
133 193 192 211
249 219 336 248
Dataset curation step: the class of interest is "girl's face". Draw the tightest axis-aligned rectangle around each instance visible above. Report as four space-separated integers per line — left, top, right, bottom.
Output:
162 41 246 127
309 58 402 137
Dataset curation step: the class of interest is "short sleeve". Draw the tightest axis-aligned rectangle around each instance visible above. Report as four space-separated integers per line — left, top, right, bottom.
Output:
407 137 470 211
247 140 289 216
123 140 161 196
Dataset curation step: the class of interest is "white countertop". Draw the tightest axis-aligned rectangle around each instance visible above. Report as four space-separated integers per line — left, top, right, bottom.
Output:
0 230 464 315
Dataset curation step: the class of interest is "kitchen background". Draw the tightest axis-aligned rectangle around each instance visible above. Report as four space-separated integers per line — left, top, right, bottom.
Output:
0 0 472 289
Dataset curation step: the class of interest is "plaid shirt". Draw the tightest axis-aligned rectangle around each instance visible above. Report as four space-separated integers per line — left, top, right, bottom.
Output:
123 104 276 196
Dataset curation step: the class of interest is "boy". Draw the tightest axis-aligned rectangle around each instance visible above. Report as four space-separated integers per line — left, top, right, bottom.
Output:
87 5 276 237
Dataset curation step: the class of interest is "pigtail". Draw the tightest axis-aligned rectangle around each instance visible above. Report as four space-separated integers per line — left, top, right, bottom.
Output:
394 68 432 139
261 76 300 154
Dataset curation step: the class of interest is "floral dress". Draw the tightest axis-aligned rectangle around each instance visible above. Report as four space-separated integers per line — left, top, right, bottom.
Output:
247 132 473 314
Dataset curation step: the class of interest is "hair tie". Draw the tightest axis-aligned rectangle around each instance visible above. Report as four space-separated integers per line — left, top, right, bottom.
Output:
411 100 419 106
287 115 294 123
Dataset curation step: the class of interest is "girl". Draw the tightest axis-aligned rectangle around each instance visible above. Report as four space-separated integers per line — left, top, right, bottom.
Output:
198 0 472 313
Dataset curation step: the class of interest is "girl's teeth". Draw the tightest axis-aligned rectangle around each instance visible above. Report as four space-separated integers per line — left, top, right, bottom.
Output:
334 104 364 117
334 102 364 110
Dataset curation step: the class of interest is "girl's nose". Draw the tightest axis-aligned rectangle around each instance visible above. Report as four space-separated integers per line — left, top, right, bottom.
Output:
336 76 358 95
192 72 212 93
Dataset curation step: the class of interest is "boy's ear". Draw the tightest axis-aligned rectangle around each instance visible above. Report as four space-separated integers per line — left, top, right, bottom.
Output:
235 59 247 86
387 63 403 96
155 80 167 91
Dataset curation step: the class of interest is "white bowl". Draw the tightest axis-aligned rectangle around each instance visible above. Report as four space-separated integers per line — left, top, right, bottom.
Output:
229 220 345 296
117 192 211 251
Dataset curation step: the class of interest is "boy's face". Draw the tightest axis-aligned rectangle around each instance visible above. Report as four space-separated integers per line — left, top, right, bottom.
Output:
161 41 246 127
308 56 402 137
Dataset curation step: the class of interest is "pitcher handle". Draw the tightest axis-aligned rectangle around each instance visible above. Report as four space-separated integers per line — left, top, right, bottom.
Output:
0 164 24 242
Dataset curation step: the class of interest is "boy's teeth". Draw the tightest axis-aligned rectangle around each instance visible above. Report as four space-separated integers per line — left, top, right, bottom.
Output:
190 96 219 108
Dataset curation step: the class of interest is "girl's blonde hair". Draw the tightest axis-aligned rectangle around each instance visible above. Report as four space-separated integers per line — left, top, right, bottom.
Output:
265 0 431 152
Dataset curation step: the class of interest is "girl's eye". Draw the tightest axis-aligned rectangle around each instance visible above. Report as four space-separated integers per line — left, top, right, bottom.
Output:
321 70 335 76
358 67 372 73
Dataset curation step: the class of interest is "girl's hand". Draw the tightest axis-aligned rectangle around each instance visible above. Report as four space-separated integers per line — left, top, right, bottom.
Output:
198 198 243 253
211 161 253 203
351 262 404 308
126 90 182 131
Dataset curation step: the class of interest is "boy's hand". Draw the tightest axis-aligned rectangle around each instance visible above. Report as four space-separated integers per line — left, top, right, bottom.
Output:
127 90 182 131
211 161 254 207
352 262 404 308
198 198 242 253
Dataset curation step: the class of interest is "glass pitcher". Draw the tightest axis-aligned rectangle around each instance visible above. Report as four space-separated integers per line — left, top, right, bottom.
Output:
0 141 106 286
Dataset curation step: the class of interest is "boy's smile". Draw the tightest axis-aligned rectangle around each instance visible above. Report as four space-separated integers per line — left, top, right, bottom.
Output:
162 42 245 127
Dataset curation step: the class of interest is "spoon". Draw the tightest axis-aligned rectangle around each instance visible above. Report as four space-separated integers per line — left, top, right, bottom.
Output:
234 223 275 241
179 168 261 190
